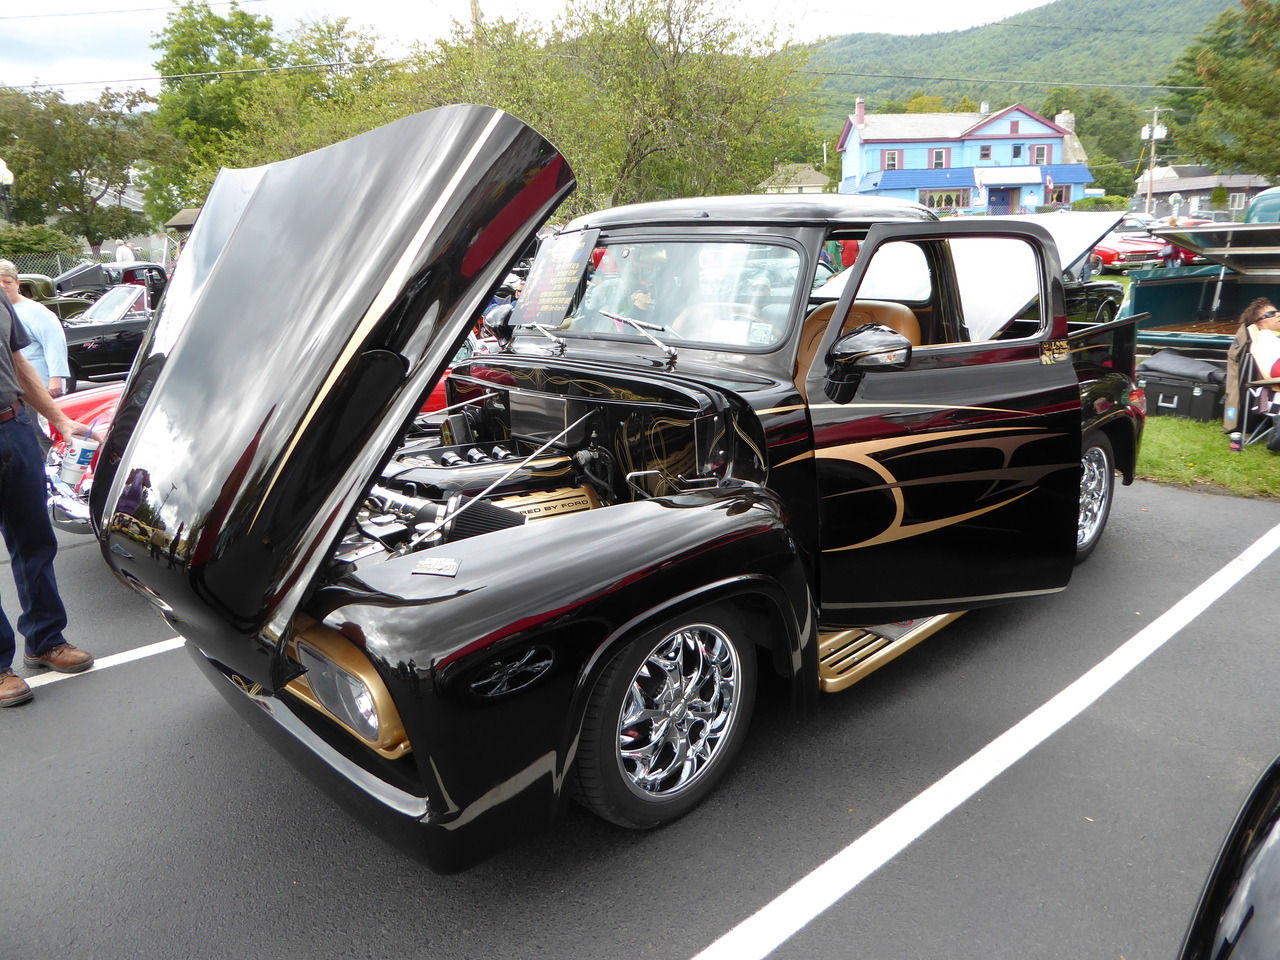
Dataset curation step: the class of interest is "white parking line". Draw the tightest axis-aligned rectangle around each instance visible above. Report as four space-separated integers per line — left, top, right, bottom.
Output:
692 520 1280 960
27 636 185 688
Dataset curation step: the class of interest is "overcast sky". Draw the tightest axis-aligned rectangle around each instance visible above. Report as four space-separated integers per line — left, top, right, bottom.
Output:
6 0 1056 100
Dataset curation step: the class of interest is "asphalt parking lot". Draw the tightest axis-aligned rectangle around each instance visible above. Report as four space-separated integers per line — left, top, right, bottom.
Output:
4 479 1278 960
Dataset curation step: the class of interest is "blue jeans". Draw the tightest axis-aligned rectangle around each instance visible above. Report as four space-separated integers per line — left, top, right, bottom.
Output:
0 405 69 671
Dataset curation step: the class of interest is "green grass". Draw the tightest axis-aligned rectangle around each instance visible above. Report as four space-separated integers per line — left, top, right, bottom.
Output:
1136 416 1280 500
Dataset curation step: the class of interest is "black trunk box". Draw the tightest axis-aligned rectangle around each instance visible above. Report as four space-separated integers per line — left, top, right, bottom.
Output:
1137 373 1224 422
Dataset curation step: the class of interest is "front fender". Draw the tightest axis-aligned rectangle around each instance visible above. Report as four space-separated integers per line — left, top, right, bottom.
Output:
310 485 813 872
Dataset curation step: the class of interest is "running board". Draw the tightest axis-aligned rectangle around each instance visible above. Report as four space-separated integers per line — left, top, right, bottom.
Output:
818 612 966 693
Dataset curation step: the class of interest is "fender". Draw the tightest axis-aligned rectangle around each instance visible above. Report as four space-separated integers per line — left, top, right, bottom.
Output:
194 485 813 873
1178 755 1280 960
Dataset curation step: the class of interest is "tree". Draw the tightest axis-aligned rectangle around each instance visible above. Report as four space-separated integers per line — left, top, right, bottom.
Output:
1038 86 1143 170
953 95 980 112
395 0 820 215
905 94 945 113
1161 0 1280 181
1082 154 1139 198
0 88 170 252
218 18 401 169
141 0 283 220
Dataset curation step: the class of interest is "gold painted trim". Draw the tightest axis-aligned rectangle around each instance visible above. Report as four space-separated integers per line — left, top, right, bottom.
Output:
284 614 412 759
493 485 599 520
807 402 1034 416
818 612 966 693
822 488 1034 552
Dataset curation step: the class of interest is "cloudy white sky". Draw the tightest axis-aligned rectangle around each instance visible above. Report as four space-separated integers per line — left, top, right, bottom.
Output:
5 0 1055 100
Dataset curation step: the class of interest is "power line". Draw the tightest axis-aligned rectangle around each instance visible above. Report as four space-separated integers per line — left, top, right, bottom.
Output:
22 58 395 90
0 0 268 20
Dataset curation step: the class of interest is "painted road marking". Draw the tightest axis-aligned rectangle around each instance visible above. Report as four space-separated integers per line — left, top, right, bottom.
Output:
692 520 1280 960
26 636 185 688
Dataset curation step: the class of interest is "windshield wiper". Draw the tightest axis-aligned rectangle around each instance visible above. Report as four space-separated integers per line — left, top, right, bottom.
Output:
598 310 678 362
516 322 567 355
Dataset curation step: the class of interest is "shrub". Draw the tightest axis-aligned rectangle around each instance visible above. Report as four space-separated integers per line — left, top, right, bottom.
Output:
1070 196 1130 211
0 223 81 258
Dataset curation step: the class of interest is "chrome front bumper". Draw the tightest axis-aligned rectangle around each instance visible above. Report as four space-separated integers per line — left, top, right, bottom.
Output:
45 464 93 534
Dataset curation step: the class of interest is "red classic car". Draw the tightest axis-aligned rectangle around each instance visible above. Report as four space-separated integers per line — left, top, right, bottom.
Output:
1090 231 1165 272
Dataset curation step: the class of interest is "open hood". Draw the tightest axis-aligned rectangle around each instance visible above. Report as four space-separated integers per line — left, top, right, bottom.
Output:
91 106 574 656
976 211 1124 271
1150 222 1280 276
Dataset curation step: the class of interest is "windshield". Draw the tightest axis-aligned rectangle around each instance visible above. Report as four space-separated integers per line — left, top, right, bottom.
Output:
72 283 149 323
512 235 803 350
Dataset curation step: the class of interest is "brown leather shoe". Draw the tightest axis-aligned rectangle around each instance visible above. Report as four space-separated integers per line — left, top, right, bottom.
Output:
1 670 33 707
24 643 94 674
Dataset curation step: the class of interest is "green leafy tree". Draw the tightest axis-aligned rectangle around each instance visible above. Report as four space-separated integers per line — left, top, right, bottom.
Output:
0 88 168 252
394 0 820 215
1162 0 1280 181
219 18 401 168
142 0 283 220
1082 153 1139 198
1038 86 1144 169
905 94 944 113
953 95 980 112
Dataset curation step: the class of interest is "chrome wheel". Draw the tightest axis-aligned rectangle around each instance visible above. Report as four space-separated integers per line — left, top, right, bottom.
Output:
616 623 742 799
574 603 756 828
1077 433 1114 562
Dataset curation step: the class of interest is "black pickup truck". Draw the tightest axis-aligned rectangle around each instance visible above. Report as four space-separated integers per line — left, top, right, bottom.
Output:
89 106 1146 872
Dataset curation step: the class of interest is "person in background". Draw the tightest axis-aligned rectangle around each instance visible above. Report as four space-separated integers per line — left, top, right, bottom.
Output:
0 260 70 400
0 293 99 707
1233 298 1280 453
114 239 131 262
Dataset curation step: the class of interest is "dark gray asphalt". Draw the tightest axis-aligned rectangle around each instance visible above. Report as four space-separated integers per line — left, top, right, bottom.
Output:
3 480 1277 960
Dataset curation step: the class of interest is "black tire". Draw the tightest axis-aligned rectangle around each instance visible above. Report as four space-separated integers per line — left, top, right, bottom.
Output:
1094 300 1117 325
1076 432 1115 563
573 602 757 829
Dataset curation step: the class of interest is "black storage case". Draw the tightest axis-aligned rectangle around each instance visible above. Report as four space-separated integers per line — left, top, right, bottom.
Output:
1137 349 1227 422
1138 374 1224 421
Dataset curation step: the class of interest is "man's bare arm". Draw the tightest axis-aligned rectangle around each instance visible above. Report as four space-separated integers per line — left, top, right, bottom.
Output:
12 351 95 440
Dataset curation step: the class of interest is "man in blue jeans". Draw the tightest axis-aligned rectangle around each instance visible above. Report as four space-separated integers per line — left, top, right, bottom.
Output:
0 293 98 707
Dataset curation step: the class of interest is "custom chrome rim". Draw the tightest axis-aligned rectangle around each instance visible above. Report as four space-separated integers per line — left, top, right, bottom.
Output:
616 624 741 799
1078 443 1111 548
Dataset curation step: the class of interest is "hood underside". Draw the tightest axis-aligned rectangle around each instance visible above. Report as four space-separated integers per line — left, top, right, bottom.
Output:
91 105 574 652
1150 222 1280 275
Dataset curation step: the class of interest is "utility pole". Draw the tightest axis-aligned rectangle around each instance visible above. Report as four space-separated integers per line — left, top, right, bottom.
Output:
1141 106 1167 215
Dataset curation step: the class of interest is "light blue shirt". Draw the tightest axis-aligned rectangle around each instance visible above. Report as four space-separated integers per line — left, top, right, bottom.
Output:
15 297 70 385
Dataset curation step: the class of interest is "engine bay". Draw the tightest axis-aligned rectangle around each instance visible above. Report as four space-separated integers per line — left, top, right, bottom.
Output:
331 359 765 571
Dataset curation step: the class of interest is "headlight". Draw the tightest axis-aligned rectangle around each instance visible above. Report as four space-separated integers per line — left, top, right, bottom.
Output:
296 642 379 741
284 615 411 759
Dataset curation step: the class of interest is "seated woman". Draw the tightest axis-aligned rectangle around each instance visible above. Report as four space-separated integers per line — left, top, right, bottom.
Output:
1238 298 1280 451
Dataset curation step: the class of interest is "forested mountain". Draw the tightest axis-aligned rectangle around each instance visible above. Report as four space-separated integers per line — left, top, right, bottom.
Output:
812 0 1234 125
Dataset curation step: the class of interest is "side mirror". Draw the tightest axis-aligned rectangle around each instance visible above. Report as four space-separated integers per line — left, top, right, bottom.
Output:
823 323 912 404
483 303 515 349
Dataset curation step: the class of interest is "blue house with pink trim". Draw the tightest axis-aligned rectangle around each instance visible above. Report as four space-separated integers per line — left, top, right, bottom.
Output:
836 101 1095 215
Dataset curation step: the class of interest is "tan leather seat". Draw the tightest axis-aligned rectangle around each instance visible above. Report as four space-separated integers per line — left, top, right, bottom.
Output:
843 299 921 346
793 299 921 401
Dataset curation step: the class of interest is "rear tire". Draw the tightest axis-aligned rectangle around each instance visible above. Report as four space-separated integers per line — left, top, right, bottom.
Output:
573 602 757 829
1076 432 1115 563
